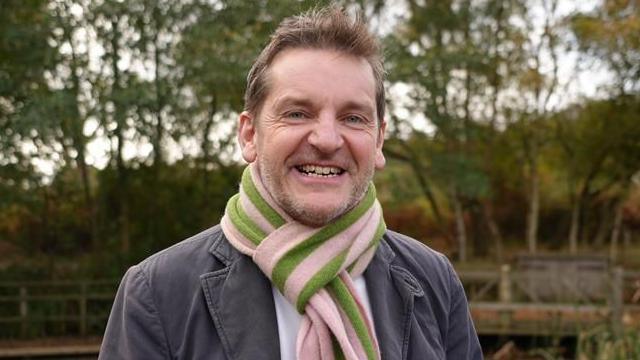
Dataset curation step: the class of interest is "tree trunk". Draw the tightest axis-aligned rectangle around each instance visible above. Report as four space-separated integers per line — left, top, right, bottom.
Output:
200 96 217 173
482 201 504 263
593 200 613 247
386 142 444 223
470 203 485 258
623 228 631 248
110 19 130 255
152 29 164 167
610 202 624 262
568 196 580 254
61 11 97 250
525 150 540 253
452 187 467 262
475 1 505 258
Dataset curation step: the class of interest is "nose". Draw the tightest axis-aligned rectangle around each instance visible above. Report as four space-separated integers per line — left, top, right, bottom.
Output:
307 114 344 154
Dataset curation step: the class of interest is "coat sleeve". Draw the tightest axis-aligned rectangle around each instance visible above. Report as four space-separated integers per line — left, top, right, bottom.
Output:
99 265 171 360
442 256 483 359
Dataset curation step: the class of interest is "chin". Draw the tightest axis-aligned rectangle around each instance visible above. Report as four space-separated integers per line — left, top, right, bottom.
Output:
286 201 348 227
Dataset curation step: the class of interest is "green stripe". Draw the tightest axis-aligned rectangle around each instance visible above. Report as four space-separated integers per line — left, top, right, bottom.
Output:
242 168 286 228
329 277 377 360
295 249 348 312
226 194 265 245
272 184 377 290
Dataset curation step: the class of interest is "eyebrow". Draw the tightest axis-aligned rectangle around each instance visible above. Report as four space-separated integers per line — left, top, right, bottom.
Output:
341 100 375 117
273 96 315 111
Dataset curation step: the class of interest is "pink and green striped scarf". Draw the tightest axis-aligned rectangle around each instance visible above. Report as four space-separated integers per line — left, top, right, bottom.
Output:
220 164 385 360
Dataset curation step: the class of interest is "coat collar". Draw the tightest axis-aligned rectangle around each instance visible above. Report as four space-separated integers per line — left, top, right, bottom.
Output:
200 230 281 360
364 233 425 360
201 230 423 360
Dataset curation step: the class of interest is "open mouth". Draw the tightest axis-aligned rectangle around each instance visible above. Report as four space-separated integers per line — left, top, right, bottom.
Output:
295 164 345 177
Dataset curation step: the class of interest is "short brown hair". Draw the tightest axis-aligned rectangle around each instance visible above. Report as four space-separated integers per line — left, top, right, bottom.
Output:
243 5 386 123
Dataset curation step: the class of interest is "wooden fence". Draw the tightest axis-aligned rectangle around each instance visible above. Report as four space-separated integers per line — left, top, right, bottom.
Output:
0 268 638 340
459 266 640 336
0 280 119 339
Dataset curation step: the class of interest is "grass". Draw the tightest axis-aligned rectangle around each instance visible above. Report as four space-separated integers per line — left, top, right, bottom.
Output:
576 325 640 360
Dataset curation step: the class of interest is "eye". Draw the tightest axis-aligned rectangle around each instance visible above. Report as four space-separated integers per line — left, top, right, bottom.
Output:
285 111 307 120
344 114 366 124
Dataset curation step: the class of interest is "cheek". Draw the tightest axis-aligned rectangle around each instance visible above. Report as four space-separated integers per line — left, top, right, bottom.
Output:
347 134 379 162
267 127 307 149
256 132 294 162
351 140 370 156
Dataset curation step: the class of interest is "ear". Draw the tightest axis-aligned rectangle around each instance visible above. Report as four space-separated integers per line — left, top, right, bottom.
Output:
238 111 257 163
375 120 386 170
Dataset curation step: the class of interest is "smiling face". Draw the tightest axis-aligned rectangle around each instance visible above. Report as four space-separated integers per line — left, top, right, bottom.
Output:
238 48 386 227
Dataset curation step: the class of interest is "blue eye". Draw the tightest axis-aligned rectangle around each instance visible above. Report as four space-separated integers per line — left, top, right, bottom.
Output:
345 115 365 124
286 111 306 119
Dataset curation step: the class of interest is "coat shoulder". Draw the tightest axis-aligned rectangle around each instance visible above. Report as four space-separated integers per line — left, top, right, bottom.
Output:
134 225 226 289
383 230 454 283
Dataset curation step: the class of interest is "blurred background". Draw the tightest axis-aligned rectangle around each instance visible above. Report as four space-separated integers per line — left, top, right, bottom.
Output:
0 0 639 358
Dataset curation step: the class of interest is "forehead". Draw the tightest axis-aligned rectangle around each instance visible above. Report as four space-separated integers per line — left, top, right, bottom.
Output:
263 48 377 112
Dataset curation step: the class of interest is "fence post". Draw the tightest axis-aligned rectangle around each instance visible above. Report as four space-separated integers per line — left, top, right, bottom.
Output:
499 264 512 331
19 286 28 337
611 267 624 338
499 264 512 303
80 281 87 336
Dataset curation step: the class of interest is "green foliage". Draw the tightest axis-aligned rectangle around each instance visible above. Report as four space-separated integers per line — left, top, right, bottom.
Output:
99 161 243 261
570 0 640 93
577 325 640 360
0 0 53 101
0 0 639 283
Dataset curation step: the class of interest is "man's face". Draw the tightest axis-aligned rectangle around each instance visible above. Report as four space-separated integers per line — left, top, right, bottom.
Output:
238 48 386 227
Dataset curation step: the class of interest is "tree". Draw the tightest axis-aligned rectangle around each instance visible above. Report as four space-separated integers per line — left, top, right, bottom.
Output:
384 0 528 261
563 0 640 253
571 0 640 96
513 0 562 253
552 97 640 253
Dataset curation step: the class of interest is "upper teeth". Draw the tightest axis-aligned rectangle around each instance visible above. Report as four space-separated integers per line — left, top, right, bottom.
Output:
300 165 341 175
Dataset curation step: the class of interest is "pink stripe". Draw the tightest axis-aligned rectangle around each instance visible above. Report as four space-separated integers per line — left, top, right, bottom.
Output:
308 289 359 360
220 215 256 256
239 187 276 234
283 205 378 302
349 245 377 278
297 317 312 357
249 163 292 221
253 223 320 278
297 308 335 360
338 274 380 357
296 315 321 359
342 204 382 267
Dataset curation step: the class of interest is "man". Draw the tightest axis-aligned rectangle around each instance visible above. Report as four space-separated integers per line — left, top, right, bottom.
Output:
99 5 482 360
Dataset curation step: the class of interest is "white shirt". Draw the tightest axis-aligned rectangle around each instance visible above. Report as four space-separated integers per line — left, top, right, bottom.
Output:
272 276 376 360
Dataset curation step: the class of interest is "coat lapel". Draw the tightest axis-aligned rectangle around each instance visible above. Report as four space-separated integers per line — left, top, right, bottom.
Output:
200 234 281 360
365 235 425 360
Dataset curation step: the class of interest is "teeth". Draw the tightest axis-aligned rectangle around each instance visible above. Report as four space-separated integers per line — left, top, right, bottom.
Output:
298 165 343 176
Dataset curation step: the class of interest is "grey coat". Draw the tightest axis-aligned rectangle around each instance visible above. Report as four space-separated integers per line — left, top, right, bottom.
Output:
99 226 482 359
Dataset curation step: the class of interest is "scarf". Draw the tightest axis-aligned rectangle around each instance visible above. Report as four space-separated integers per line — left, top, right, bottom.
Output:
220 163 385 360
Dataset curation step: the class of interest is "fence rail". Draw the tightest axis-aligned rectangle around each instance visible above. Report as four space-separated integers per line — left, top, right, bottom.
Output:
459 266 640 336
0 267 638 341
0 280 120 339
